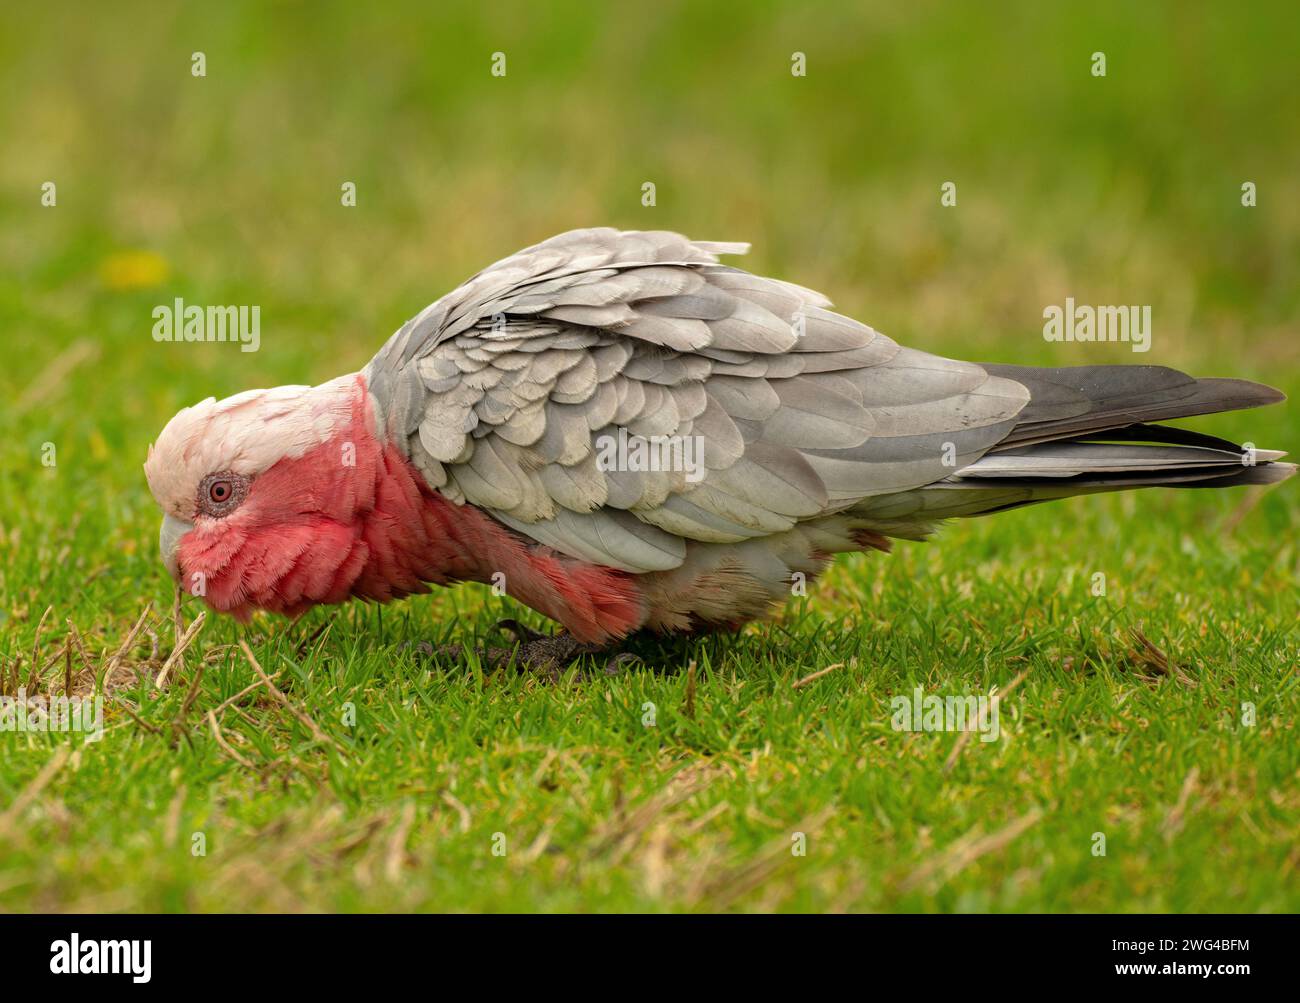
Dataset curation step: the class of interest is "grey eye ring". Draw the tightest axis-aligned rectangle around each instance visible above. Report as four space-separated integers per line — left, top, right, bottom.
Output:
197 471 249 518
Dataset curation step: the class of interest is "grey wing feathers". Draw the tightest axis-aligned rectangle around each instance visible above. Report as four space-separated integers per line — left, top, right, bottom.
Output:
364 228 1032 572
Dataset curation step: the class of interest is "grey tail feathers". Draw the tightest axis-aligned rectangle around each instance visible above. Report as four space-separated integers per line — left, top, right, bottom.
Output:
872 364 1292 526
980 363 1286 449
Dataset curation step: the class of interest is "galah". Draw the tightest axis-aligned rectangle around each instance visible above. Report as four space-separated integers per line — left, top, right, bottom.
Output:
145 228 1292 668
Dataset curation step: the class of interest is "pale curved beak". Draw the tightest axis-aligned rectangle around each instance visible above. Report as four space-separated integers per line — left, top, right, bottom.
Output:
159 514 193 582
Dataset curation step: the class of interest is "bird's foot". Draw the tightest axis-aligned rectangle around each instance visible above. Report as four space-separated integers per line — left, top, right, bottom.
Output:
414 619 639 680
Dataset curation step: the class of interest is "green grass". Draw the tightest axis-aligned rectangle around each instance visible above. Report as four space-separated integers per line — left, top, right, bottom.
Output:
0 0 1297 912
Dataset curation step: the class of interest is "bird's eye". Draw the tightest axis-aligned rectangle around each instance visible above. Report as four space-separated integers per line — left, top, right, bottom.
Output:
198 472 248 517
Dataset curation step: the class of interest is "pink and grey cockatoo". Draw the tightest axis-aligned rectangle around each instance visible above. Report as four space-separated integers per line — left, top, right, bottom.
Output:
145 228 1292 667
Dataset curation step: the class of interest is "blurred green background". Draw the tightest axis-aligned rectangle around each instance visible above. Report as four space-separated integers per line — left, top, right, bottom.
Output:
0 1 1296 913
4 1 1298 389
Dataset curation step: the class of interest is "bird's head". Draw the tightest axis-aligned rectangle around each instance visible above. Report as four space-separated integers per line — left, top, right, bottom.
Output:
144 373 379 618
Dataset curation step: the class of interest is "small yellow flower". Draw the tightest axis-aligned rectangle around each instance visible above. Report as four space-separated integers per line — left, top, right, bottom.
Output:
99 250 170 290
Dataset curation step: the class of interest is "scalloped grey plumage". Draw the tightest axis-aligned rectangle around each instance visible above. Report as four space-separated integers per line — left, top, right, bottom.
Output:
363 227 1035 573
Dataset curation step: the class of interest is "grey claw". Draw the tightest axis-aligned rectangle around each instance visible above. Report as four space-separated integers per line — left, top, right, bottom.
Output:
408 626 639 680
603 652 642 675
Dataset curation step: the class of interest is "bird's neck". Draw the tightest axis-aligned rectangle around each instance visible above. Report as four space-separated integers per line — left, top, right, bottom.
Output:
333 377 648 643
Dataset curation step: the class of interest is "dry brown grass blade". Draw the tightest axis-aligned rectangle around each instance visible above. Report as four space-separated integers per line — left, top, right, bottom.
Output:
120 702 163 735
0 746 72 836
698 806 836 910
384 802 418 881
162 785 186 848
899 807 1044 893
595 770 717 861
172 661 207 733
330 813 390 860
26 606 53 691
154 611 207 688
207 710 255 768
1127 627 1196 687
171 585 184 649
1160 766 1201 842
440 792 472 833
683 660 697 720
20 643 70 696
31 605 53 658
294 619 335 660
65 618 96 677
14 339 99 417
104 603 154 691
1220 484 1266 536
208 673 281 718
792 662 843 690
943 666 1031 774
238 639 343 752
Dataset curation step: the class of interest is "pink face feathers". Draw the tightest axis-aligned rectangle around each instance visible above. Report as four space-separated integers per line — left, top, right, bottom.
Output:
145 374 383 616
